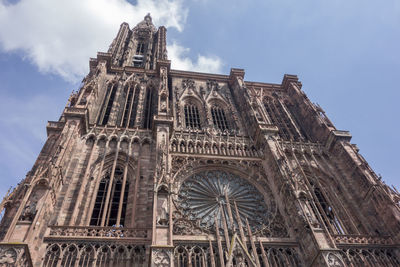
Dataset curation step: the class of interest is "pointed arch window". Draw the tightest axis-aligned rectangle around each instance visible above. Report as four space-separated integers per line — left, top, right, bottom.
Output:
263 97 303 141
311 184 345 234
136 42 146 54
121 84 140 128
90 167 130 227
143 88 154 129
98 83 118 126
211 106 229 131
184 104 201 129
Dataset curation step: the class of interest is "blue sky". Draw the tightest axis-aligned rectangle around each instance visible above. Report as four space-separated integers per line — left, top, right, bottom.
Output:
0 0 399 198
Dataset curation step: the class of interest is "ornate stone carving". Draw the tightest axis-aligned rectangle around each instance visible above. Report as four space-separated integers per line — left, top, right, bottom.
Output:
153 249 171 267
325 252 345 267
47 225 150 239
156 194 169 226
175 170 272 232
0 248 16 267
0 245 31 267
133 13 156 39
19 201 37 221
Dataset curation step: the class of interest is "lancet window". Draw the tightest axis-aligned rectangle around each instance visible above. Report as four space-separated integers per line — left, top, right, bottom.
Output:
98 83 118 126
263 97 302 141
90 167 129 227
184 104 201 129
142 88 155 129
121 84 140 128
211 106 229 131
310 182 345 235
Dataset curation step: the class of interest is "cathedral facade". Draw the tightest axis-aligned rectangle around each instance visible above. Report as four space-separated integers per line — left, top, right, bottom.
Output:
0 14 399 267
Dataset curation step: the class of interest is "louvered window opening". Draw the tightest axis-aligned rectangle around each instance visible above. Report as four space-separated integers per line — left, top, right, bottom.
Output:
263 99 301 141
211 107 228 131
133 42 146 67
184 104 201 129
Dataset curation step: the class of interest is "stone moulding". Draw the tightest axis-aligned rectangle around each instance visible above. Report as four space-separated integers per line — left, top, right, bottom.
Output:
333 234 396 247
45 226 151 242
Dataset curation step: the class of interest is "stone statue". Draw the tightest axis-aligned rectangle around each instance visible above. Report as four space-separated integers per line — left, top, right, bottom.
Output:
20 199 37 221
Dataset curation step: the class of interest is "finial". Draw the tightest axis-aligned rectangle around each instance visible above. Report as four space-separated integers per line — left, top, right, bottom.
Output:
145 13 152 23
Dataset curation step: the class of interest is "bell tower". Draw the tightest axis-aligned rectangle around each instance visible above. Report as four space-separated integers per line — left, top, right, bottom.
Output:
0 14 399 267
108 13 167 69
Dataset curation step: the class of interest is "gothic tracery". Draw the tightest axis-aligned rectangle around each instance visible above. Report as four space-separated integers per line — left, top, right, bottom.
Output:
0 14 399 267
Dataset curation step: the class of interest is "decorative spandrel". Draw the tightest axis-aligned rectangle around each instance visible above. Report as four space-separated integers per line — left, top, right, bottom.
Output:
176 170 272 232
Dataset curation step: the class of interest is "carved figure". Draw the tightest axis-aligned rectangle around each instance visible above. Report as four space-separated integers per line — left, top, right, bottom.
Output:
20 200 37 221
157 197 169 226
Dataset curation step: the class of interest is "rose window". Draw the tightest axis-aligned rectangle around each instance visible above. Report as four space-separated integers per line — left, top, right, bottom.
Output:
176 170 272 232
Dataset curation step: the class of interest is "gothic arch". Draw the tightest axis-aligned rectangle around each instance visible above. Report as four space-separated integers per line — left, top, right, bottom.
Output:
142 83 157 129
87 151 137 227
181 96 205 129
78 245 95 266
120 82 140 128
207 99 232 131
60 244 78 266
43 244 61 267
97 81 119 126
294 166 350 235
262 95 302 141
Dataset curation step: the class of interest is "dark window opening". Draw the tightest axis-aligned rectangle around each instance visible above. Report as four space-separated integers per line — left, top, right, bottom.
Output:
133 42 147 67
184 104 201 129
121 85 141 128
313 186 345 234
121 87 133 128
98 84 117 126
129 86 140 128
143 88 154 129
90 175 110 226
263 98 302 141
90 167 129 227
136 43 146 54
211 106 228 131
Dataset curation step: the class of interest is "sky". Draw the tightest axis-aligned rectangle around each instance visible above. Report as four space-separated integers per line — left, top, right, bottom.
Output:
0 0 399 198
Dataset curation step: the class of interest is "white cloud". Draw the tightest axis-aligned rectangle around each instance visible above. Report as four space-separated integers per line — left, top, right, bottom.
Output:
0 0 188 81
168 41 223 73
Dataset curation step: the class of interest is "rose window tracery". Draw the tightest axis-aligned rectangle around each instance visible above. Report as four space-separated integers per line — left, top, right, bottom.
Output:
176 170 272 232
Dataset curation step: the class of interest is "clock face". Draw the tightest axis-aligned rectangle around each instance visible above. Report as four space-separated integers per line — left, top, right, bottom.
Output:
176 170 272 232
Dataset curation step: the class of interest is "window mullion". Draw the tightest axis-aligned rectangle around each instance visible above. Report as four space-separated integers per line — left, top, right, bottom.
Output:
116 164 129 226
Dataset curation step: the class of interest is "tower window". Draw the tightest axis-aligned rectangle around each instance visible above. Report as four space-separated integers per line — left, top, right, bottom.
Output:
211 106 228 131
263 97 302 141
133 42 147 67
184 104 201 129
142 88 154 129
313 186 345 234
98 83 117 126
133 55 144 67
136 43 146 54
121 85 140 128
90 167 129 227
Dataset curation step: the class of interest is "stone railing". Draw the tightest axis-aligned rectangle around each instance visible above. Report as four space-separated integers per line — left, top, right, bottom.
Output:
170 130 262 158
64 107 87 117
333 234 395 246
47 226 151 240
